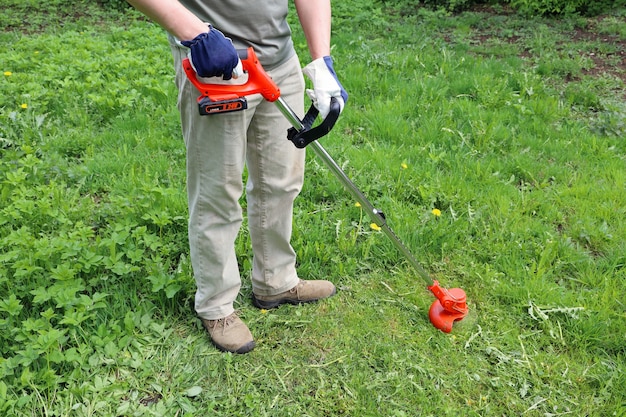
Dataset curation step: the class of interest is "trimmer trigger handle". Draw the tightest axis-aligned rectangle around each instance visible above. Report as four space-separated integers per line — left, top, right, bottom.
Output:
182 47 281 115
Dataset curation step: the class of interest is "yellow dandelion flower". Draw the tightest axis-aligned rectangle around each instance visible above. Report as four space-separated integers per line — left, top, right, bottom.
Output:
431 208 441 217
354 202 361 208
401 162 408 169
20 103 28 109
4 71 12 76
260 309 268 314
370 223 381 231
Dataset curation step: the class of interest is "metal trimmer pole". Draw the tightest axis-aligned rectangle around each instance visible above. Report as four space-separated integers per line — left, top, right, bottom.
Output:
276 97 305 132
309 141 434 287
274 98 435 288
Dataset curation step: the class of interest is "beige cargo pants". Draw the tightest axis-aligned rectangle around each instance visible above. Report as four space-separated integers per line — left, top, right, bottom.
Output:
170 42 306 321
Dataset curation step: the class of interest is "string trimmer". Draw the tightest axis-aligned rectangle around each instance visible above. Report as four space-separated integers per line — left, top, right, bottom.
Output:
183 48 469 332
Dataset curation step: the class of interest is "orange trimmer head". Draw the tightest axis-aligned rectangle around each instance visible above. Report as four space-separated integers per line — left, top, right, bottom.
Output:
428 282 469 333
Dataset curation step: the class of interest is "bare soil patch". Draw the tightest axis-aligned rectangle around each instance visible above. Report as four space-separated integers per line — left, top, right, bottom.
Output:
468 5 626 84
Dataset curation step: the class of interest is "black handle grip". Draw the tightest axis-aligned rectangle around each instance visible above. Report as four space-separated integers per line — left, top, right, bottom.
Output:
287 98 341 149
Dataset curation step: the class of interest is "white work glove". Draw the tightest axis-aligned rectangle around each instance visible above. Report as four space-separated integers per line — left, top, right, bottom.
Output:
302 56 348 120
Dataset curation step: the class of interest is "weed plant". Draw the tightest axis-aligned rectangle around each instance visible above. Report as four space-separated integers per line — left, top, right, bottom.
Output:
1 1 625 416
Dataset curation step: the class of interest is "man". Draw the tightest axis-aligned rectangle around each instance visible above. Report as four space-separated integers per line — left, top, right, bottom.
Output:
126 0 348 353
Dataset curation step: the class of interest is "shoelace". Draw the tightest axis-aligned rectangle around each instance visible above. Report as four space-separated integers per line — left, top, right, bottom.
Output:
289 281 304 299
209 313 237 335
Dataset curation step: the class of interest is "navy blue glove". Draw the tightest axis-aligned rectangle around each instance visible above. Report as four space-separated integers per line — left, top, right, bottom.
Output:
181 26 239 80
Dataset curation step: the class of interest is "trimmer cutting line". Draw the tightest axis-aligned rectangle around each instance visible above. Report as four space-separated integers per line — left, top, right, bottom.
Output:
183 48 469 333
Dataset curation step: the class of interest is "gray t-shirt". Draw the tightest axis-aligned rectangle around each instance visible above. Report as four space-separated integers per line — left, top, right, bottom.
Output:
179 0 296 70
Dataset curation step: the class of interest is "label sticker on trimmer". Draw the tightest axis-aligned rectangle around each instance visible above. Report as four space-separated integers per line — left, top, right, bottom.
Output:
198 98 248 115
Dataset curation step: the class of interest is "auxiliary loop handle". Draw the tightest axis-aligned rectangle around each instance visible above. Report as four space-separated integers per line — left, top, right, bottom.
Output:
287 98 341 149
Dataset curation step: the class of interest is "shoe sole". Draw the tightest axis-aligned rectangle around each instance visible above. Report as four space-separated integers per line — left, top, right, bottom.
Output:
211 339 256 354
252 287 337 310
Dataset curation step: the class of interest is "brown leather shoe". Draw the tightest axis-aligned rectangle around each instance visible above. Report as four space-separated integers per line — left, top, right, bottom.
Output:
252 279 336 309
201 312 255 354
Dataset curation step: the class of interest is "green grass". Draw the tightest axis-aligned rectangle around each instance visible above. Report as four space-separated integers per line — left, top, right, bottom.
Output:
1 1 625 416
